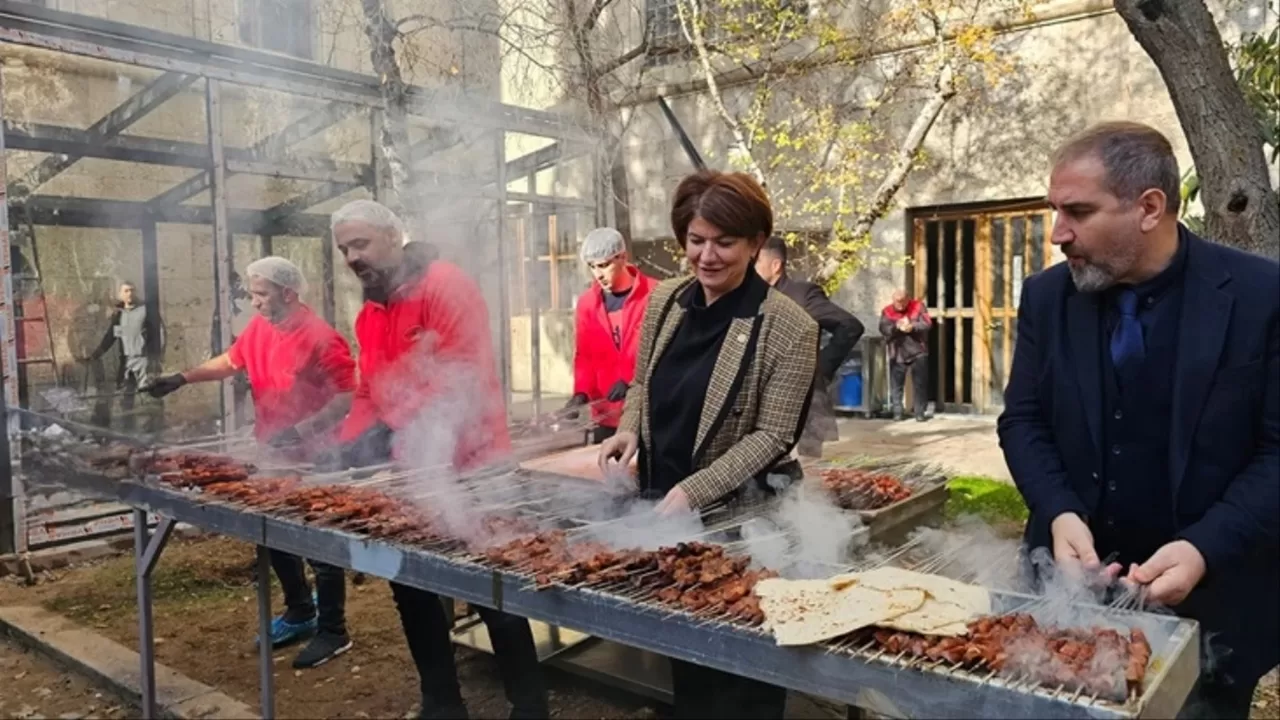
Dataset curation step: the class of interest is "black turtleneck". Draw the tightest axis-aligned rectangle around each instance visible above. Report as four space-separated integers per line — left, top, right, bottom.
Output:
643 268 768 497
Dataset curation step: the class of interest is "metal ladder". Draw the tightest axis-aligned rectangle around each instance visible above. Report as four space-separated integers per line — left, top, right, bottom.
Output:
9 209 60 411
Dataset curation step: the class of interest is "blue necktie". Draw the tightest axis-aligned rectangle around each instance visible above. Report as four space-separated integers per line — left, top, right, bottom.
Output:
1110 289 1145 377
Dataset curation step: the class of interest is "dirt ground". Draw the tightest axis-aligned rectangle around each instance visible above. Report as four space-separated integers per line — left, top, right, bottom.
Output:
1 534 1276 719
0 535 664 719
0 637 139 720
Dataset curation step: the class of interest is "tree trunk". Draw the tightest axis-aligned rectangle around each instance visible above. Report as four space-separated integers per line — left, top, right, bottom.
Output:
359 0 418 228
1115 0 1279 258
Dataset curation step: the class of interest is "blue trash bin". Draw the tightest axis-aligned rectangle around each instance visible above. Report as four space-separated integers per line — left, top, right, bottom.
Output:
838 368 863 408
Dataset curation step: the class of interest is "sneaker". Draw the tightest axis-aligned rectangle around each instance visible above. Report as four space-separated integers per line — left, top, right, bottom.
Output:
255 614 317 649
292 630 352 669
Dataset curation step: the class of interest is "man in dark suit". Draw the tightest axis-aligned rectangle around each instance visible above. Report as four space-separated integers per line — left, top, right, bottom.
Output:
997 121 1278 719
756 235 865 457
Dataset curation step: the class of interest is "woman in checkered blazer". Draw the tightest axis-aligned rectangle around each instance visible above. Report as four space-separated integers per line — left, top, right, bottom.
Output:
598 169 819 719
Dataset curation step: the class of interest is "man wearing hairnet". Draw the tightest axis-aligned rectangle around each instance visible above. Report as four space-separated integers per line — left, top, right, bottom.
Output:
565 227 656 443
144 256 359 669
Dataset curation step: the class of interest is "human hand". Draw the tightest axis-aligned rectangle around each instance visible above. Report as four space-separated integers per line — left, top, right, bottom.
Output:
1125 540 1206 606
560 393 589 420
1051 513 1121 581
597 430 639 474
655 485 691 516
143 374 187 398
897 318 912 332
606 380 629 403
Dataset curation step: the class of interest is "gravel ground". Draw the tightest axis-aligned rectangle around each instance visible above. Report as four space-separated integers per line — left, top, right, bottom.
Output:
0 637 139 720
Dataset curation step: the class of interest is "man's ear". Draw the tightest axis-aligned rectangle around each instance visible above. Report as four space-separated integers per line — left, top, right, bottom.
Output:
1137 188 1168 232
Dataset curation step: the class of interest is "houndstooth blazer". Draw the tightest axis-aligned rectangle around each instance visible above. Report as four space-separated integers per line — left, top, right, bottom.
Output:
618 275 820 509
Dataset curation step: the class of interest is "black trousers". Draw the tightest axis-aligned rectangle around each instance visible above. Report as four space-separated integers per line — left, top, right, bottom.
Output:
1176 673 1258 719
889 359 929 417
591 425 617 445
670 659 787 719
391 582 548 718
270 550 347 635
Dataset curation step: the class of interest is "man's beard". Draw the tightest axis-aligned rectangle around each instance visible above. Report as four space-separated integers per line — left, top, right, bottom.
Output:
349 261 389 289
1068 261 1117 293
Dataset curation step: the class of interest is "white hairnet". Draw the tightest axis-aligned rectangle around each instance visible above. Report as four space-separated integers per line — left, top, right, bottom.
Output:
330 199 408 245
245 256 307 295
580 227 626 263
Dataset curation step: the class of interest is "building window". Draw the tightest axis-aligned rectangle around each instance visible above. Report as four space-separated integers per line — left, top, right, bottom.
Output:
239 0 313 60
645 0 809 66
507 208 588 314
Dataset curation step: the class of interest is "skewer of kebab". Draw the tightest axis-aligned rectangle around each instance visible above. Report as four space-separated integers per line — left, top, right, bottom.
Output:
867 613 1152 701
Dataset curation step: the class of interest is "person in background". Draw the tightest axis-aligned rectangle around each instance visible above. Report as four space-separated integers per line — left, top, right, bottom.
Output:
565 227 656 444
328 199 547 720
879 289 931 421
997 121 1278 719
145 257 357 669
755 235 864 457
83 281 160 432
599 170 818 719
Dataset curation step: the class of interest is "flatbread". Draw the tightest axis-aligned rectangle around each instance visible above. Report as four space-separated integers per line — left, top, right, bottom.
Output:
755 577 927 647
828 567 991 637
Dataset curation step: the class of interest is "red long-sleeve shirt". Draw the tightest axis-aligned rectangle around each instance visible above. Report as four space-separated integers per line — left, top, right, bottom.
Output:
572 266 655 428
340 249 510 471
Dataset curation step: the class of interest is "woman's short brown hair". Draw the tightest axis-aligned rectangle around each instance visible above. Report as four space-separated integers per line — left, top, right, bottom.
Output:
670 170 773 242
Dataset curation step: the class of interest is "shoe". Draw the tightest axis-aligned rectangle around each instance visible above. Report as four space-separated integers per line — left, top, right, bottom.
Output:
255 614 317 649
916 414 930 422
292 630 352 669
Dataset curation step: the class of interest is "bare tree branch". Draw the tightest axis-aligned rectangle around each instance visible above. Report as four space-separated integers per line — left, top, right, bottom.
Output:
677 0 769 184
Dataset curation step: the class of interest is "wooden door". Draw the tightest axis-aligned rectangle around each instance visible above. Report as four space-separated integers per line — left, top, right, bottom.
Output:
912 204 1058 412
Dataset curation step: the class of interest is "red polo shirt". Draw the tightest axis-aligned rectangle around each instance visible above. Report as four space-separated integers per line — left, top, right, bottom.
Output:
228 306 357 445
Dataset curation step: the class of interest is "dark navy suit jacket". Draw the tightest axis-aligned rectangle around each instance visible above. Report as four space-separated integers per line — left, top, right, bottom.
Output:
997 228 1279 686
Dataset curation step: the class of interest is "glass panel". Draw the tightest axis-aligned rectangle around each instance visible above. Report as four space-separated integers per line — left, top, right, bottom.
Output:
943 317 957 404
990 322 1006 406
924 222 940 307
531 212 551 257
1030 215 1045 272
961 219 976 308
942 220 957 309
1011 216 1026 309
962 317 974 405
991 218 1005 309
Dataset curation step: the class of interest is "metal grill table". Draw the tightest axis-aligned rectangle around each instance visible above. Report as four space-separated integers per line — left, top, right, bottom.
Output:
114 479 1200 720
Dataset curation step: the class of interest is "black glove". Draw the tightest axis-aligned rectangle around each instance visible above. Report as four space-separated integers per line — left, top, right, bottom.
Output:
144 374 187 398
341 421 394 469
561 393 590 420
606 380 629 403
268 426 304 449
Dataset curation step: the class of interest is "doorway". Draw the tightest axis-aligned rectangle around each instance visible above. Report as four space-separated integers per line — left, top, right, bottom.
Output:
911 202 1060 413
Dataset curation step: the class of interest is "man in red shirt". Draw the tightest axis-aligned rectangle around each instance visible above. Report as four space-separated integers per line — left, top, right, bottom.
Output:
329 199 547 720
145 256 357 669
878 288 932 422
565 227 655 443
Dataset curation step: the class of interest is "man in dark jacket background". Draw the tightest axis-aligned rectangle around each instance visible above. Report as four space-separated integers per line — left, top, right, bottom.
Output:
755 235 864 457
997 121 1278 719
879 289 931 421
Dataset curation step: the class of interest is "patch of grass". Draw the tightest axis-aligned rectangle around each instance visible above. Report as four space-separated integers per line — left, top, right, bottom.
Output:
945 476 1029 527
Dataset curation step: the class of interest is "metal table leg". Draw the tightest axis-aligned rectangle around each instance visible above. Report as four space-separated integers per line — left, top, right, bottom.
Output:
134 509 175 719
256 545 275 719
